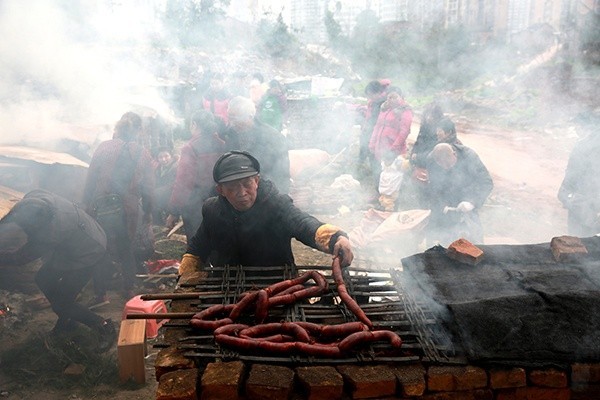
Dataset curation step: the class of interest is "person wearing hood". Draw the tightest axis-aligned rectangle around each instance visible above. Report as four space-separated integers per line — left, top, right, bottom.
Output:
0 189 116 353
178 151 353 274
425 143 493 247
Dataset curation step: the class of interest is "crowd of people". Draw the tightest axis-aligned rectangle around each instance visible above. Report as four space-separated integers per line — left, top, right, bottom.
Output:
356 79 493 247
1 70 598 355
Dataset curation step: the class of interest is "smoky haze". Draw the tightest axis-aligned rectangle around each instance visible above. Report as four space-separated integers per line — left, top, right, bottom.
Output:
0 0 592 249
0 0 174 149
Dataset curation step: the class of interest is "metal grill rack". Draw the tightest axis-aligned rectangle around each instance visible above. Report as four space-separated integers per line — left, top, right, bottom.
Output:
163 264 466 365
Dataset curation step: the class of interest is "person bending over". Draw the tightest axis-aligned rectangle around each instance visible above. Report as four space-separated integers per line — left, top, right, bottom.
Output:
178 151 353 276
0 189 116 353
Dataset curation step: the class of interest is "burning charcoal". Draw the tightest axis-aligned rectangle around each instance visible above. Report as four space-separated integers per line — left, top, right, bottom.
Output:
446 238 484 266
550 235 588 262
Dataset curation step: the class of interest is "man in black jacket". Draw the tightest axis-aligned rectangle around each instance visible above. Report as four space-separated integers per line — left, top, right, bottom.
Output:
0 190 116 353
425 143 494 246
179 151 353 274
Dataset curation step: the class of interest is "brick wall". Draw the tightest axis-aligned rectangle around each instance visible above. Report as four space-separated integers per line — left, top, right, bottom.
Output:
154 269 600 400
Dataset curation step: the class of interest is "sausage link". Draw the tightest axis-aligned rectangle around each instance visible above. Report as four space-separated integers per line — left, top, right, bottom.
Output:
332 257 373 329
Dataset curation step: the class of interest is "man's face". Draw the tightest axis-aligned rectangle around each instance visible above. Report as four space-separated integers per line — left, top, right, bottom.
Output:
436 128 452 142
217 175 260 211
435 149 457 170
157 151 172 166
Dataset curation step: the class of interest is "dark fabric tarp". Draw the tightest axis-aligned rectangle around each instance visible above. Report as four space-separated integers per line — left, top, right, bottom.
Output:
400 236 600 366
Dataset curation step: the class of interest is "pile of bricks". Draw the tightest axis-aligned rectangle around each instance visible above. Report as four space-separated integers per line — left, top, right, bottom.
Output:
153 266 600 400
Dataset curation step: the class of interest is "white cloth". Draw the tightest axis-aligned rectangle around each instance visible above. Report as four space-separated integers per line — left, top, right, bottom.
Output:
378 157 404 196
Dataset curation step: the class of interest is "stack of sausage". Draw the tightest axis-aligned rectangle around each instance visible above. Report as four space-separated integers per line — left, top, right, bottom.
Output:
190 257 402 357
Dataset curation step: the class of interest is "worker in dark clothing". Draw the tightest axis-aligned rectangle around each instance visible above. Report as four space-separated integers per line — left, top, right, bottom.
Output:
425 143 493 246
222 96 291 194
0 189 116 353
558 112 600 236
179 151 353 274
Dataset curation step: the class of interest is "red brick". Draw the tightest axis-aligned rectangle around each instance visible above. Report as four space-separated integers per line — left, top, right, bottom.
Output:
421 389 493 400
455 366 487 391
393 364 426 397
550 235 587 262
447 238 484 265
571 363 600 383
155 346 196 381
296 366 344 400
571 383 600 400
528 368 568 388
337 364 396 399
495 387 528 400
525 387 570 400
427 366 487 392
156 368 199 400
200 361 245 400
245 364 294 400
489 368 526 389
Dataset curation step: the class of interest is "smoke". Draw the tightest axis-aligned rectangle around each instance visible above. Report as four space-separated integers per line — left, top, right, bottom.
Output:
0 0 174 149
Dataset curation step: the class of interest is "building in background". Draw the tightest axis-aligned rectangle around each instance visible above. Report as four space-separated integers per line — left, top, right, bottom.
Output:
284 0 590 46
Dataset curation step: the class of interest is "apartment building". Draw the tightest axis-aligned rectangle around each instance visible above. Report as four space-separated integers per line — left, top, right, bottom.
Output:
286 0 592 44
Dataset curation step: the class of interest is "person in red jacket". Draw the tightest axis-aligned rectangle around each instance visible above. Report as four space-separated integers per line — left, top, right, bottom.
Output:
202 73 231 126
368 86 413 161
368 86 413 198
83 112 155 299
166 110 226 243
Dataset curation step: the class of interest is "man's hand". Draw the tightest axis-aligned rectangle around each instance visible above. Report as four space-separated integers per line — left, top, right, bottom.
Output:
456 201 475 213
333 236 354 267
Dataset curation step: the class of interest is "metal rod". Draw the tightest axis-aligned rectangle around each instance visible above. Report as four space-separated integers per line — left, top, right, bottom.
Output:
126 312 195 319
140 292 222 300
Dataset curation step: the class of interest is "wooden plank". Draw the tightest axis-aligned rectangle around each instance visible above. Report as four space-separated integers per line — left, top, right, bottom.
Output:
117 319 147 384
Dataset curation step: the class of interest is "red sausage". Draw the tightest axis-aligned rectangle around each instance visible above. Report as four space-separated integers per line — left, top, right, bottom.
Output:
215 334 260 350
272 284 305 297
190 317 233 331
331 257 373 329
338 330 403 353
229 291 258 320
295 342 342 357
239 322 311 343
320 321 369 338
255 289 269 323
213 323 249 336
193 304 234 320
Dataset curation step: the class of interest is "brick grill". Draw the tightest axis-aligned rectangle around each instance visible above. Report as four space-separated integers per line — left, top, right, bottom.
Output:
164 265 463 366
151 264 600 400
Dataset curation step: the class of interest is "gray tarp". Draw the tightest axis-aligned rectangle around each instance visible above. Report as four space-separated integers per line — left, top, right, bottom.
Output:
401 237 600 366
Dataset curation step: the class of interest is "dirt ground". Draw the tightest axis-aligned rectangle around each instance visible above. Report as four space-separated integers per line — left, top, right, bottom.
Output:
0 118 580 399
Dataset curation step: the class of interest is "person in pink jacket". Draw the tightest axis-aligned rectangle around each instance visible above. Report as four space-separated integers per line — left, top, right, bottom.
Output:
368 86 413 163
368 87 413 200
